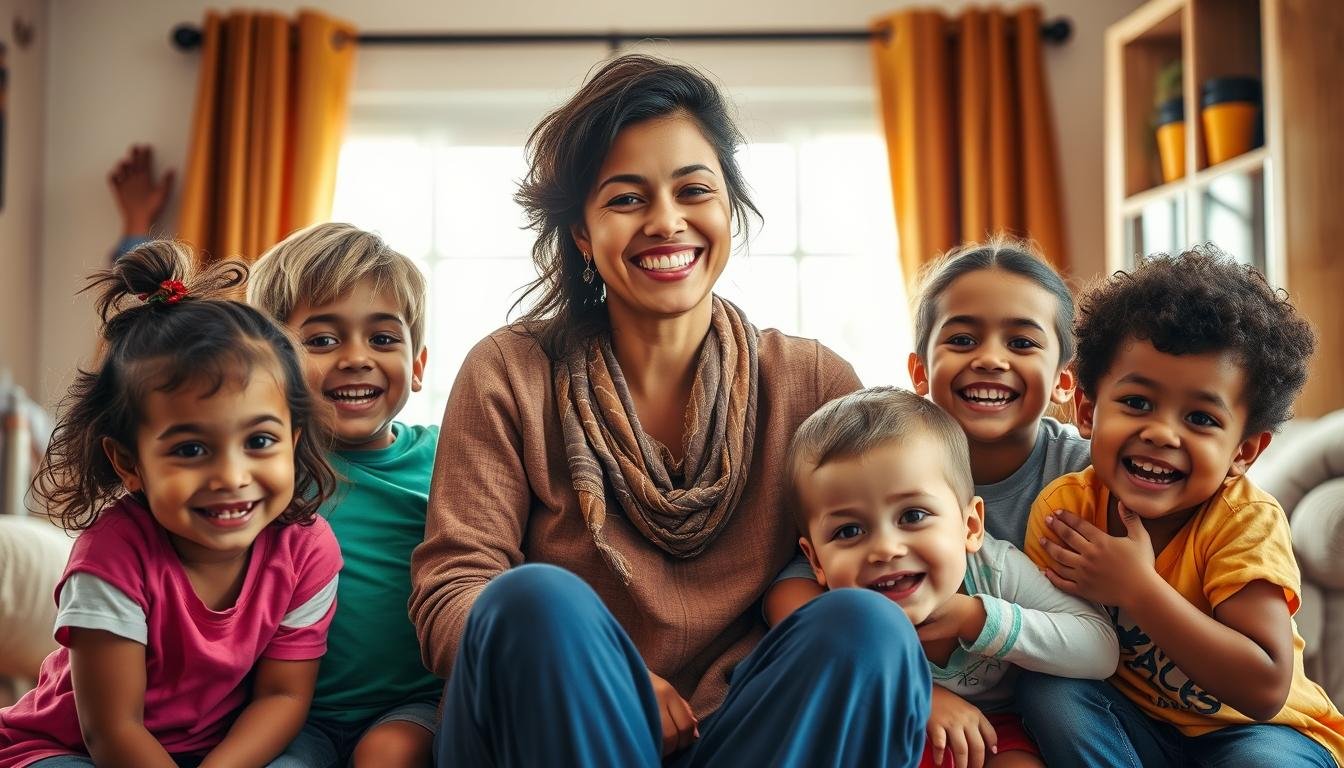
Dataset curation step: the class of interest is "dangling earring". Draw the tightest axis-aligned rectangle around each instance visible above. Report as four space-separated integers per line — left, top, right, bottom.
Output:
581 251 596 284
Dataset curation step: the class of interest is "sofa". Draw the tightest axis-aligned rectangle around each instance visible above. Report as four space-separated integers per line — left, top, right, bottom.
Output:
1249 408 1344 705
0 514 74 705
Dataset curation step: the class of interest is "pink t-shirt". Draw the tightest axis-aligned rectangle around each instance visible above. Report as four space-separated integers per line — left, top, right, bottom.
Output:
0 495 342 766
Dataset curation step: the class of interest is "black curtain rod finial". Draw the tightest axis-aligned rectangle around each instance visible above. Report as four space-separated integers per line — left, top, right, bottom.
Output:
1041 17 1072 44
172 23 203 51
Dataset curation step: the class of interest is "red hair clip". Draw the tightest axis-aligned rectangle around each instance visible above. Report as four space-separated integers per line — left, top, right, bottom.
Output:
139 279 189 305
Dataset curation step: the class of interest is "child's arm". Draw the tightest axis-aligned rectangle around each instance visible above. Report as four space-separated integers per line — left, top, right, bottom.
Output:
917 542 1118 680
199 657 319 768
1041 506 1294 720
67 627 177 768
763 574 824 626
762 552 825 626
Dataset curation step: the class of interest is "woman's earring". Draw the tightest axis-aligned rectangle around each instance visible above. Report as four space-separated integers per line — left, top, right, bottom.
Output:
581 251 596 284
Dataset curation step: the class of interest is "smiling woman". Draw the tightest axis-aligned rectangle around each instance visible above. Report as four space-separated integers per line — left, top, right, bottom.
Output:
408 54 931 767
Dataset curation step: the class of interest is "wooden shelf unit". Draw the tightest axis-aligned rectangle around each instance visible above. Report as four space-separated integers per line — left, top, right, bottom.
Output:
1105 0 1344 418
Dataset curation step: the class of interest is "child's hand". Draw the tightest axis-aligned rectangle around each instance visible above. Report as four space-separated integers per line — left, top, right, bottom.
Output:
917 593 987 645
1040 503 1159 608
927 685 997 768
648 668 698 757
108 145 174 236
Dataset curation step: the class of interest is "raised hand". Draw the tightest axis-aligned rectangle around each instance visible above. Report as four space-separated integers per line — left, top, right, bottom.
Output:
109 144 175 237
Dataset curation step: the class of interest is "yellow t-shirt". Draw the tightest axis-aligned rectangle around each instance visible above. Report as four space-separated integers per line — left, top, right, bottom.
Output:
1024 468 1344 763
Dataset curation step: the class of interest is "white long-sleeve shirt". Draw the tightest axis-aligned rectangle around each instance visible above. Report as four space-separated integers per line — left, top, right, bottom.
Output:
933 534 1119 712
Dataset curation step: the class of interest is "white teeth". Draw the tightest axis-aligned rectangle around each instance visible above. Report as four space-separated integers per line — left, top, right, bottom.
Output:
870 575 920 591
962 386 1013 402
201 501 255 519
638 250 696 271
1133 460 1173 475
330 386 377 400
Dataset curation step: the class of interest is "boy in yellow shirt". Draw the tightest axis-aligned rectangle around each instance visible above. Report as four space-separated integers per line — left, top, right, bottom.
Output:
1021 247 1344 767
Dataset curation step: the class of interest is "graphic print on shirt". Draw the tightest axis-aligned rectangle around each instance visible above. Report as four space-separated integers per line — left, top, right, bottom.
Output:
1109 605 1221 715
936 653 1005 690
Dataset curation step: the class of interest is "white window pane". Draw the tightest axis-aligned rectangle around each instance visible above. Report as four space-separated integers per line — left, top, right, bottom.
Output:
798 254 909 389
716 254 799 335
737 143 797 255
332 137 434 257
435 146 534 258
799 135 897 255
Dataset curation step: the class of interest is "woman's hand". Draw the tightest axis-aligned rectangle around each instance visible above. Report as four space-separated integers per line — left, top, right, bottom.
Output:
927 685 997 768
648 669 698 757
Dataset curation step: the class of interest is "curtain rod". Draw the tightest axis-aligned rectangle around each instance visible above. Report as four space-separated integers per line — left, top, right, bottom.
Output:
170 19 1072 52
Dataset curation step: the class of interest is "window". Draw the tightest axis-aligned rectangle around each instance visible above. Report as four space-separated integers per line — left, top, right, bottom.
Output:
331 91 907 426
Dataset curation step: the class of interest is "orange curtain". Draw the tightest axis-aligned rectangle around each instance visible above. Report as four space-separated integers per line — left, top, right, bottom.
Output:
179 9 356 263
872 5 1067 288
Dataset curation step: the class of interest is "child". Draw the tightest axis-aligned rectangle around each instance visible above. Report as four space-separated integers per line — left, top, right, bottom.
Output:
764 238 1092 761
1024 247 1344 767
789 387 1118 768
0 242 342 767
765 239 1084 607
248 223 439 767
908 237 1089 548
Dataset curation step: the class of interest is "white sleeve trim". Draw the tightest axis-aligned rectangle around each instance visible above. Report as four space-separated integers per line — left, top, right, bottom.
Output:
281 574 338 629
57 572 148 645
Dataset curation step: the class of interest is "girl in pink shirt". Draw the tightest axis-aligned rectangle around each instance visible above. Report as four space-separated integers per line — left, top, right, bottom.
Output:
0 242 342 768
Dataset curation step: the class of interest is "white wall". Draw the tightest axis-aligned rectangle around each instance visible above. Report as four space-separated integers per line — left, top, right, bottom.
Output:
0 0 47 395
33 0 1144 408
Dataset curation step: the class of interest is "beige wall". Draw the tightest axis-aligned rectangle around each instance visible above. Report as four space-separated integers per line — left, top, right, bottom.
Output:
0 0 46 395
31 0 1144 407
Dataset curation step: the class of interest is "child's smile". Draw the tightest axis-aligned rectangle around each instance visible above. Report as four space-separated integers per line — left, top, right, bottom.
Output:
109 371 297 563
290 278 426 451
911 269 1072 453
1080 338 1264 524
798 436 983 627
957 382 1021 411
865 571 927 603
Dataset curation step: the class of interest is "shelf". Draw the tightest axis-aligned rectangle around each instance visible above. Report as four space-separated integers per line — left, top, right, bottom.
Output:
1192 145 1267 187
1108 0 1344 417
1121 176 1186 217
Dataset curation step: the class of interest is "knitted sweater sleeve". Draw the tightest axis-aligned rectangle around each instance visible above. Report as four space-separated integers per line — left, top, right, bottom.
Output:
409 333 531 677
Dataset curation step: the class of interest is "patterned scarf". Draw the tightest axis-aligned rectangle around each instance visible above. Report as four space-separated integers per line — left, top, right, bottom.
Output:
555 296 760 583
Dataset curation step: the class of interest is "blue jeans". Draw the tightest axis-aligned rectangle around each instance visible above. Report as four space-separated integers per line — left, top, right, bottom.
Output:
272 700 438 767
1015 671 1335 768
436 563 931 767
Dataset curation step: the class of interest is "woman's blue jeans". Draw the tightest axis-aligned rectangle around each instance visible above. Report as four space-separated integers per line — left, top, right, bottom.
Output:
435 563 931 767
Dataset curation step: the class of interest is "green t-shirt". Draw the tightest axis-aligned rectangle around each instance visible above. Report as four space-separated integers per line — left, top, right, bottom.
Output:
309 422 442 725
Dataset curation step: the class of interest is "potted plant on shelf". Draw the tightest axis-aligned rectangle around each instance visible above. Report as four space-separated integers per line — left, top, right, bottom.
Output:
1152 60 1184 184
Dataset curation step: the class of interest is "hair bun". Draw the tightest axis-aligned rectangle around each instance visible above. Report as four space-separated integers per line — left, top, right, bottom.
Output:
87 241 249 327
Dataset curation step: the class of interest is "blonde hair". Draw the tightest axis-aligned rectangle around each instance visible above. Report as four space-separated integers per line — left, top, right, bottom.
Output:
248 223 428 352
786 387 974 537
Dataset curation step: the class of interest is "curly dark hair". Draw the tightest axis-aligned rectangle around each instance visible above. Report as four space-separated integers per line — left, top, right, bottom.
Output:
34 241 336 531
1074 245 1316 435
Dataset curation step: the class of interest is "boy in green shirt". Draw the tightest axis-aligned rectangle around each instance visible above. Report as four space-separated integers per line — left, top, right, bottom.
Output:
250 223 439 768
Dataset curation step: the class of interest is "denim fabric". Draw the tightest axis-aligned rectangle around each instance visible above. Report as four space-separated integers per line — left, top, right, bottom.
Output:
435 564 931 768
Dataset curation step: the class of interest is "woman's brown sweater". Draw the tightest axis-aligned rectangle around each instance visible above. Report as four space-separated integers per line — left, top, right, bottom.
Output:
409 323 861 716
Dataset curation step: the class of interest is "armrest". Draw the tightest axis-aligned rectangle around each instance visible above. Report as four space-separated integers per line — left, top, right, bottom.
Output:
1251 410 1344 517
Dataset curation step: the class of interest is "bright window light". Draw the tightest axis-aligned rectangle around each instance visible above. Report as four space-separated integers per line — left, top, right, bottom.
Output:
331 94 908 427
